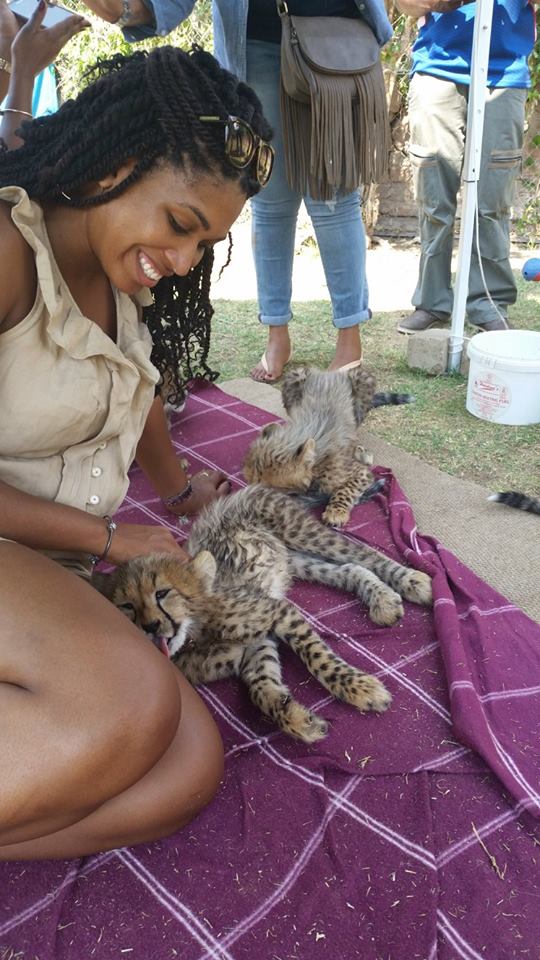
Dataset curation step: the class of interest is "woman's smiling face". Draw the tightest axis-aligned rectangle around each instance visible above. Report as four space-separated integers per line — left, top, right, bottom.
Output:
86 162 247 295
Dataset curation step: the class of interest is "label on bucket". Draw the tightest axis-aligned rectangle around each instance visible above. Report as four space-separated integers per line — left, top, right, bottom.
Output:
470 371 511 420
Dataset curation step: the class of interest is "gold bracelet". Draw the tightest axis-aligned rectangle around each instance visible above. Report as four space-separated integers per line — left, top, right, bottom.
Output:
0 108 33 118
0 58 11 75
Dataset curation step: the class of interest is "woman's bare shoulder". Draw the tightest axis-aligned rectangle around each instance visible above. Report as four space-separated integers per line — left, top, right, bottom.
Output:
0 199 38 333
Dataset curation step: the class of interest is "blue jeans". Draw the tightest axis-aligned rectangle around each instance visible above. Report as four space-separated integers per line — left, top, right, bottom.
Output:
246 40 370 329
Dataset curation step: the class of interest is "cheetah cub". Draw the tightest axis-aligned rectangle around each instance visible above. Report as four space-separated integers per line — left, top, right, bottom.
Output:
243 365 413 527
100 486 432 742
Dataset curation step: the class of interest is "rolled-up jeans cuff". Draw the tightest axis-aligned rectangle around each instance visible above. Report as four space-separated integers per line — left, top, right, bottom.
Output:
333 309 371 330
259 311 293 326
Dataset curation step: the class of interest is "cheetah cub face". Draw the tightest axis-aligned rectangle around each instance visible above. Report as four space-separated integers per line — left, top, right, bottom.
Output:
105 551 216 657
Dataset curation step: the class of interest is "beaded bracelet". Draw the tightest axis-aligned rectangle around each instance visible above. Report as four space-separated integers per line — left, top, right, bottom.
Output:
162 481 193 510
89 515 117 566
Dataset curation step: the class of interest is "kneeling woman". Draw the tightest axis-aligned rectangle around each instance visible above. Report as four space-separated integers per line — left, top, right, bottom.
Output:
0 45 272 860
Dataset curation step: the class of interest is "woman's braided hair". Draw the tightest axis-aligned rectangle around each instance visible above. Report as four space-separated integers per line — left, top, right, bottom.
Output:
0 45 272 405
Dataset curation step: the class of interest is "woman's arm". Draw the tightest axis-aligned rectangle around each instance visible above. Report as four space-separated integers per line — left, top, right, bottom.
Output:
0 0 88 149
0 479 188 563
79 0 196 32
0 218 185 564
81 0 152 25
395 0 461 17
135 396 231 517
0 0 19 101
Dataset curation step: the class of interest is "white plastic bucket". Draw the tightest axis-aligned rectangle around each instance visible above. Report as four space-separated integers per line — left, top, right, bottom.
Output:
466 330 540 425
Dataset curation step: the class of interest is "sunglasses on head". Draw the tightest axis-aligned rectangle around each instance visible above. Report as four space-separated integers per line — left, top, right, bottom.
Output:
199 115 274 187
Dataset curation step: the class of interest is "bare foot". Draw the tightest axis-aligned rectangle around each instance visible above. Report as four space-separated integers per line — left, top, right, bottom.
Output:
328 325 363 371
250 327 292 383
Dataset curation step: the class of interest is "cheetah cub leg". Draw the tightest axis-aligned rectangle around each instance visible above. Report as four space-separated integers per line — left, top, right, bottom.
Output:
322 464 374 528
389 568 433 607
240 639 328 743
289 555 404 627
174 643 244 684
273 602 391 713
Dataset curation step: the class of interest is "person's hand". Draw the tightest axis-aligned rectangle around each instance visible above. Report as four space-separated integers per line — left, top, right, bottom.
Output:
0 0 20 49
419 0 463 12
397 0 463 15
10 0 89 78
430 0 464 10
107 522 189 565
165 469 232 519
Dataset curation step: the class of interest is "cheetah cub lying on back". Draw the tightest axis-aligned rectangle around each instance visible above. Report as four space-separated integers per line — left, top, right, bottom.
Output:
99 487 431 742
244 365 413 527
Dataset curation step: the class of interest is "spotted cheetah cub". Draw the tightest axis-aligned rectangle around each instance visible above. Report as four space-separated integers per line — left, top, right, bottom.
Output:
100 486 432 742
243 366 413 527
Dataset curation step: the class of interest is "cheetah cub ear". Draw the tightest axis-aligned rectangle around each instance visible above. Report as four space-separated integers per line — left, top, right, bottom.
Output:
296 438 316 467
261 421 281 438
192 550 217 589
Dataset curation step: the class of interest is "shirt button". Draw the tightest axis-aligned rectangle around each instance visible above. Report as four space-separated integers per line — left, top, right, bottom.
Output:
88 494 101 506
91 467 103 478
98 442 107 450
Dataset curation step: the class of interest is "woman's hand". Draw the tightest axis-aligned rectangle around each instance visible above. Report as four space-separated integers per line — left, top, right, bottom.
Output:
165 469 231 519
107 522 189 565
10 0 89 78
0 0 20 49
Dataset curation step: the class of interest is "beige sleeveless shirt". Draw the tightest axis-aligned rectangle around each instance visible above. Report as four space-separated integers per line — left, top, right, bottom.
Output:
0 186 160 571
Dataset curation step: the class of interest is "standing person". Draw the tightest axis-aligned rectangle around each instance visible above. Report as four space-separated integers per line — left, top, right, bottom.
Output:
396 0 537 335
0 44 273 861
82 0 393 381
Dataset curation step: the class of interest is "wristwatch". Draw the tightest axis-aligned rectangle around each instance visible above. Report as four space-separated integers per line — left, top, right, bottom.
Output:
114 0 133 27
114 0 155 29
0 58 12 75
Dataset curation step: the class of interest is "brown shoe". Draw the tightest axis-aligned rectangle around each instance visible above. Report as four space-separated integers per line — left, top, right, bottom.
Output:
397 309 450 334
474 318 514 332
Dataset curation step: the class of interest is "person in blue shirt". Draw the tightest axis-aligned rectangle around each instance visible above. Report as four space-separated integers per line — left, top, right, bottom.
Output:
83 0 393 380
396 0 537 334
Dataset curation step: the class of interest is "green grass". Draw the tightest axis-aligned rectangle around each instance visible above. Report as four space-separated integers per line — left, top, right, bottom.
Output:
208 274 540 492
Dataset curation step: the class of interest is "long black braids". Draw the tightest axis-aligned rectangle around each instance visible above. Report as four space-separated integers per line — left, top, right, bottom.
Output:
0 46 272 404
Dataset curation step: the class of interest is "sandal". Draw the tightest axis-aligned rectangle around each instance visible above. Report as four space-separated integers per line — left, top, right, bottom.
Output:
250 349 293 384
332 358 363 372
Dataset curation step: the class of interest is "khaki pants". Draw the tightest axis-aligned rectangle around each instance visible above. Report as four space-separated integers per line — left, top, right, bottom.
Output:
408 73 526 325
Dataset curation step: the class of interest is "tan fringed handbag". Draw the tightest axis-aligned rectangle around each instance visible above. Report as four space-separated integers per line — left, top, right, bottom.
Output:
277 1 391 200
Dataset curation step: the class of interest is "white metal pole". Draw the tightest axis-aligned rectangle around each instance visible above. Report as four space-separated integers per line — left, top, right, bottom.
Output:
447 0 495 372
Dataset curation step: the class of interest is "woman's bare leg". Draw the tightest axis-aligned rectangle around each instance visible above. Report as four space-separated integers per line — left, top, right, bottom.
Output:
0 543 222 859
0 670 223 860
250 325 292 383
328 324 363 370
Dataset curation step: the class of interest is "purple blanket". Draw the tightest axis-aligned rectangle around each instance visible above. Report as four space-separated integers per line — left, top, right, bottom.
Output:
2 382 539 960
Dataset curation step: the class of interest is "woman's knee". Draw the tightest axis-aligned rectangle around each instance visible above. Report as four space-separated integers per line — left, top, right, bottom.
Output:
159 717 224 838
82 645 182 786
40 642 182 822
